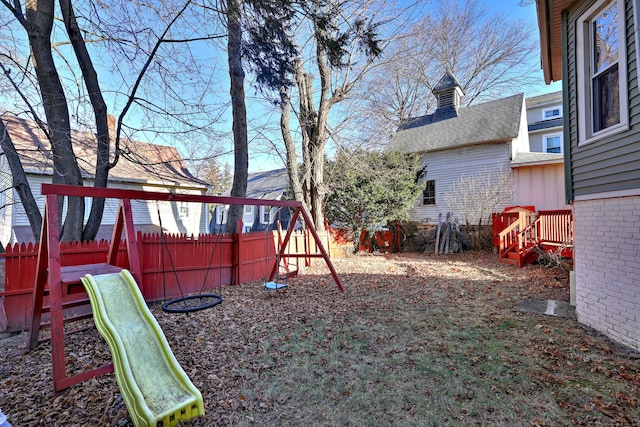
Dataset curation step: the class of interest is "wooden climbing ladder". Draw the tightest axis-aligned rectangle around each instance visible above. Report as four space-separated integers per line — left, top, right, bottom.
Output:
28 184 142 394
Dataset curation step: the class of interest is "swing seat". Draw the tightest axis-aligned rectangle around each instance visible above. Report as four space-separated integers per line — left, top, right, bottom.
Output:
264 281 288 290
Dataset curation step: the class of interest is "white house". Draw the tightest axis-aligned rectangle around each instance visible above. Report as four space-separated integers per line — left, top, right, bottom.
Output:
387 72 530 225
0 115 210 245
511 91 572 211
210 168 293 233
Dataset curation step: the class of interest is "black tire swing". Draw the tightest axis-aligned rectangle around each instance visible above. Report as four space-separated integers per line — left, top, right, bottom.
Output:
158 201 223 313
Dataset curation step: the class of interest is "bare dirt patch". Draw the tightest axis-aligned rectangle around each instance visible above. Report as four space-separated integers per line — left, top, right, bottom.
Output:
1 251 638 426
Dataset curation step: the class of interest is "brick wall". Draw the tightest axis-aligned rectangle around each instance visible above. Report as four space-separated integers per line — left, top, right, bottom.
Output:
573 196 640 351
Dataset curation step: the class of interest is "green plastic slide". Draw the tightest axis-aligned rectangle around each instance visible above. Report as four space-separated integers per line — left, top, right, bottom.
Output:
81 270 204 427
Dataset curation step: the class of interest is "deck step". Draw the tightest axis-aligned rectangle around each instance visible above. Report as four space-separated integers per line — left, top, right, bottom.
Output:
507 251 520 260
500 257 518 266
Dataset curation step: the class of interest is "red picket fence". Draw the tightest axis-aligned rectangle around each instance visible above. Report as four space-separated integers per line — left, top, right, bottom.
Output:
0 229 329 332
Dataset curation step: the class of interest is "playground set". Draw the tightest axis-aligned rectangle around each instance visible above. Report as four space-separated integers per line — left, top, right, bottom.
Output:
25 183 344 426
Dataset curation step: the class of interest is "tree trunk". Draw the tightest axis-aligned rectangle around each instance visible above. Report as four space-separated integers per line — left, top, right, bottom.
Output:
305 22 335 231
294 62 314 212
59 0 110 241
225 0 248 234
0 119 42 241
26 0 83 242
279 90 305 205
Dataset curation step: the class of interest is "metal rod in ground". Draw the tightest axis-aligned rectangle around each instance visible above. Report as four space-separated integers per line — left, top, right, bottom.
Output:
434 212 442 255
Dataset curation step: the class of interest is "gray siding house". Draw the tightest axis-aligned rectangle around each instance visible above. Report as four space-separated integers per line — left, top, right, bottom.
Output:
387 72 530 225
512 91 572 210
210 168 293 233
536 0 640 351
526 91 564 154
0 115 210 245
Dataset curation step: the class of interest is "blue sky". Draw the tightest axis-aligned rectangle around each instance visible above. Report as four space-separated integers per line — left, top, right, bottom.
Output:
491 0 562 96
243 0 562 173
0 0 561 175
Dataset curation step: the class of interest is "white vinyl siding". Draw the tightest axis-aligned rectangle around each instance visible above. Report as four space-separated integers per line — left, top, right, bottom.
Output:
409 143 513 224
7 176 208 243
216 206 228 225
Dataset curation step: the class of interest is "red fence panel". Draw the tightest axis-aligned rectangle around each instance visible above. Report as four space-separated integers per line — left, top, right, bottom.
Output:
3 242 38 333
1 240 129 332
139 232 234 302
0 228 336 332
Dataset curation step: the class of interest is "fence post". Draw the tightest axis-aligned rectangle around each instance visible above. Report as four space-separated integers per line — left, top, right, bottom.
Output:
232 220 242 286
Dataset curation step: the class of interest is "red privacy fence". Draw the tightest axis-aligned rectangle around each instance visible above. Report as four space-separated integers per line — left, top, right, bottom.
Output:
0 228 329 332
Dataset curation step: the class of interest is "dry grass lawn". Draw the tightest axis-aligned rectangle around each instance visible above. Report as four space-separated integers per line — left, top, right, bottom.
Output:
1 251 639 426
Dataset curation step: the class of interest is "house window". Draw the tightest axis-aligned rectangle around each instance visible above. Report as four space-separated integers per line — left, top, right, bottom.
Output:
0 188 6 220
216 206 228 225
422 180 436 205
543 133 563 153
84 197 92 224
542 106 562 120
178 201 188 218
577 0 628 144
244 205 253 216
260 206 273 224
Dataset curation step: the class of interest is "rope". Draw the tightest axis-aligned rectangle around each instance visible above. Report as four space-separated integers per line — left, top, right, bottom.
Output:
156 201 184 297
158 200 223 313
198 208 224 294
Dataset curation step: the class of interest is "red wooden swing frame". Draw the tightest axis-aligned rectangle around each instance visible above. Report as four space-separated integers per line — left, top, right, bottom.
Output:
28 183 344 394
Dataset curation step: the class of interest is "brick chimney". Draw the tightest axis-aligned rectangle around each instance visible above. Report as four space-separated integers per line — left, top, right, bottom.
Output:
107 114 116 136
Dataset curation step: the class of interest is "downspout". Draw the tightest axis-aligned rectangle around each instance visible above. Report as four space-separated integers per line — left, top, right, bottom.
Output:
543 0 554 84
561 9 574 204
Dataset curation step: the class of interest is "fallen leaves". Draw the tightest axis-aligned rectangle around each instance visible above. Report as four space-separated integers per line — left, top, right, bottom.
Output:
0 251 638 426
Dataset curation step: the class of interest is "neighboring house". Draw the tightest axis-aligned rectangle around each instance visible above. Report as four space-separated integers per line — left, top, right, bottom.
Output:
387 72 530 224
511 152 570 210
526 91 564 154
511 91 572 210
0 115 210 246
210 168 293 233
536 0 640 351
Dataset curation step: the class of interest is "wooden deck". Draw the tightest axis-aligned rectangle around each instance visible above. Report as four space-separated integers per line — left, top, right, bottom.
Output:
495 208 573 267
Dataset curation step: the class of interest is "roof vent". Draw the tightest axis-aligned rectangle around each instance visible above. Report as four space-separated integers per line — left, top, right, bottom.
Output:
432 71 464 119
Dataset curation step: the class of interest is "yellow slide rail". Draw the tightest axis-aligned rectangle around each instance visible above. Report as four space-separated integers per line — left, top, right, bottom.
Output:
81 270 204 427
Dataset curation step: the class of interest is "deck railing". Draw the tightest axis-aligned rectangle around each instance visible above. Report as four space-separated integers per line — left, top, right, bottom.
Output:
495 209 573 266
535 210 574 245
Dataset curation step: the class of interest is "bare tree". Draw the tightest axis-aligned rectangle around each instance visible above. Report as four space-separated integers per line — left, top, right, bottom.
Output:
0 0 227 241
354 0 540 144
225 0 248 233
279 0 386 230
444 166 513 249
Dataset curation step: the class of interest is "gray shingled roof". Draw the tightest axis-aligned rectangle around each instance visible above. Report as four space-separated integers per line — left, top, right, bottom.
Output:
387 93 525 154
511 152 564 166
525 91 562 108
245 168 289 199
433 71 463 94
1 115 207 188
